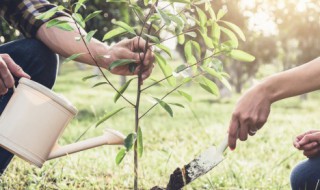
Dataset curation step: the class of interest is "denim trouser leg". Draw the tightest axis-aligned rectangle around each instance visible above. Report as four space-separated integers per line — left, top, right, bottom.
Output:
0 38 58 174
290 156 320 190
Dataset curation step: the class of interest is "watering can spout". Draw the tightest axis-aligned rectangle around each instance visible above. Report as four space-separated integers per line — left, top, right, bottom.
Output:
48 129 125 160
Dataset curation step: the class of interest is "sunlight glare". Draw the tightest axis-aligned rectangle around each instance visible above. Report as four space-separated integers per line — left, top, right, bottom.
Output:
248 11 278 36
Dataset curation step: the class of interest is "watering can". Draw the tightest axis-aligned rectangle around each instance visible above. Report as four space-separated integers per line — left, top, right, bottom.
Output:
0 78 125 168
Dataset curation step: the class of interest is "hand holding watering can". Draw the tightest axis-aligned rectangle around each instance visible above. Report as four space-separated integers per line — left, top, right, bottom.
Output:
0 78 125 167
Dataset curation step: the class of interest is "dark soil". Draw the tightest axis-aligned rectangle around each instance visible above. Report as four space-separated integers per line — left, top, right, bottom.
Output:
150 186 166 190
151 164 194 190
166 167 184 190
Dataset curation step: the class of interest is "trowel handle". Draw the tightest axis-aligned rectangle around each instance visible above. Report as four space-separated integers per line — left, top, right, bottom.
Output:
217 135 229 153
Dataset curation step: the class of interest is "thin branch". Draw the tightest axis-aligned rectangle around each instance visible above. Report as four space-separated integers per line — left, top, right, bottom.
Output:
139 73 202 120
134 1 158 189
141 50 224 91
155 27 197 45
153 8 187 36
68 9 135 107
129 0 145 24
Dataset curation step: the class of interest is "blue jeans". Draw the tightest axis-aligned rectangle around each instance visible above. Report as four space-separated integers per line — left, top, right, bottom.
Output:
0 39 58 174
291 156 320 190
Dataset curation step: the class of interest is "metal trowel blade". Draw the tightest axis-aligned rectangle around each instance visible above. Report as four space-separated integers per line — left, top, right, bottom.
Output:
165 135 229 190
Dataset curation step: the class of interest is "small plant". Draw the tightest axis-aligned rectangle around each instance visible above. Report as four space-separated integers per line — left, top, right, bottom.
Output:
38 0 254 189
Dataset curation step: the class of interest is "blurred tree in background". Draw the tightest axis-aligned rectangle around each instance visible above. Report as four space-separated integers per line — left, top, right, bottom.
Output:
1 0 319 93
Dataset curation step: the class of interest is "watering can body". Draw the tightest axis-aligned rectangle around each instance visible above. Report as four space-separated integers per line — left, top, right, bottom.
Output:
0 78 125 168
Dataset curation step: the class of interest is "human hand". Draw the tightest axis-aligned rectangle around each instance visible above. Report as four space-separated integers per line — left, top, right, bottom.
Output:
102 37 155 80
228 84 271 150
0 54 30 95
293 130 320 158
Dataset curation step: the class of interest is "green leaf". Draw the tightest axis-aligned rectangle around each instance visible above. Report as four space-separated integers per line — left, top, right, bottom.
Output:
211 22 220 47
103 27 127 41
74 0 87 13
169 103 185 108
84 10 102 22
202 66 222 79
220 76 231 91
199 77 220 97
129 4 144 20
82 74 98 81
112 20 136 35
72 13 85 28
46 19 69 28
221 21 246 41
114 78 136 103
137 127 143 157
154 52 176 86
169 14 184 28
143 34 160 44
107 0 128 2
115 148 126 165
220 26 238 48
144 0 149 6
217 8 227 20
178 90 192 102
92 82 109 88
196 7 207 27
109 59 136 71
95 107 126 127
156 8 171 25
85 30 97 43
208 7 216 20
199 30 214 49
177 34 185 44
129 63 137 73
124 133 136 151
221 40 238 49
229 50 255 62
175 64 187 73
63 53 85 64
168 0 191 3
153 97 173 117
55 23 74 31
36 6 59 20
155 44 172 58
184 41 197 65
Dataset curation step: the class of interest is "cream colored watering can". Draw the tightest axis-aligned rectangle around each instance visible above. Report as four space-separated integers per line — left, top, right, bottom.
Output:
0 78 125 168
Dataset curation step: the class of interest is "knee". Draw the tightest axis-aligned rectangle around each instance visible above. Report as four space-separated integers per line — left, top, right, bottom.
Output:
26 39 58 89
290 162 306 190
290 158 320 190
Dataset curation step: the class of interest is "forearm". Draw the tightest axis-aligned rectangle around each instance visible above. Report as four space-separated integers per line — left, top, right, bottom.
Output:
261 57 320 103
36 16 108 68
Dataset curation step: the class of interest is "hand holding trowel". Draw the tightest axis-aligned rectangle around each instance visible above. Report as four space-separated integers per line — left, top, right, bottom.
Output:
151 134 230 190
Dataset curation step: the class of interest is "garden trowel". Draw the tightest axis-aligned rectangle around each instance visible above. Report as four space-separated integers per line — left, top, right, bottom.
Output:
163 135 229 190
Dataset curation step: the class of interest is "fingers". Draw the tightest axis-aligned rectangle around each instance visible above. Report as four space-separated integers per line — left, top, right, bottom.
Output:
131 37 155 66
303 146 320 158
0 55 14 94
296 130 320 142
142 63 154 80
4 55 30 79
299 142 318 151
298 132 320 147
132 36 146 52
228 114 239 150
0 54 30 95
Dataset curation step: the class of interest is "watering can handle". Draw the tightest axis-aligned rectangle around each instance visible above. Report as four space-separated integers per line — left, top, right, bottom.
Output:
48 129 125 160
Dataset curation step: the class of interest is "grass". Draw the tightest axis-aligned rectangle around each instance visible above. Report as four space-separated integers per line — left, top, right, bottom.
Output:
1 62 320 189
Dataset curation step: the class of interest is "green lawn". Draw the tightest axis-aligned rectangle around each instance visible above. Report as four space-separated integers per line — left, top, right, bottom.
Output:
1 63 319 189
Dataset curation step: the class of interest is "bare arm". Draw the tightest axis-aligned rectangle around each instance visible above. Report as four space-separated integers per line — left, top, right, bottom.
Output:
36 16 154 78
265 57 320 102
228 57 320 150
